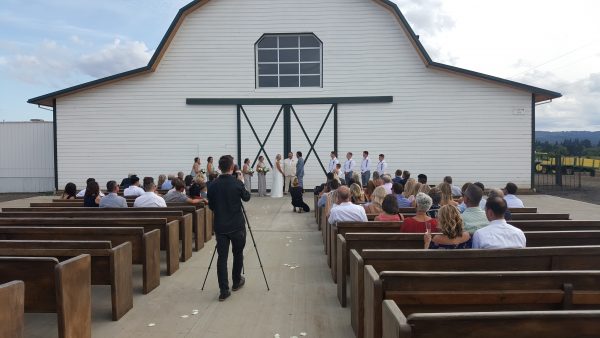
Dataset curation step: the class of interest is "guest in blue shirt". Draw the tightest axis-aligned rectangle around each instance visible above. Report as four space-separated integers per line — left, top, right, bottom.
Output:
392 182 412 208
161 175 174 190
392 169 403 185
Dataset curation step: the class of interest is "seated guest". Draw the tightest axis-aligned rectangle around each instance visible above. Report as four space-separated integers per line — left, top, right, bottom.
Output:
424 205 471 249
134 177 167 207
400 170 411 185
375 194 404 221
333 163 343 183
474 181 487 209
418 183 431 194
351 172 362 187
325 179 343 218
427 187 442 218
177 171 185 181
486 189 512 220
406 182 423 206
189 180 208 202
328 186 368 224
83 181 101 207
76 178 105 198
61 182 77 200
350 183 366 204
472 197 525 249
402 178 416 200
365 178 376 201
161 175 174 190
461 184 489 234
120 173 135 189
371 171 383 187
503 182 524 208
381 174 393 194
318 179 339 208
290 178 310 213
392 169 403 185
157 174 167 190
99 180 128 208
439 182 459 207
392 183 412 208
184 175 194 187
123 175 145 197
417 174 427 185
363 186 386 214
457 182 473 212
164 178 202 205
401 192 439 233
444 176 463 197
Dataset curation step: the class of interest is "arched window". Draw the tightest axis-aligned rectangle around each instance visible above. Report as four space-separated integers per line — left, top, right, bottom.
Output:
255 33 322 88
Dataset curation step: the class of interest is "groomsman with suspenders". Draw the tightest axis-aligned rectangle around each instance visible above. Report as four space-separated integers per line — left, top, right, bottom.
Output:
361 151 370 187
343 152 355 184
328 151 339 173
376 153 387 176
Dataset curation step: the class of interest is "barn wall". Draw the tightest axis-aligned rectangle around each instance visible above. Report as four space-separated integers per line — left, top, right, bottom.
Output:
0 122 55 193
55 0 533 190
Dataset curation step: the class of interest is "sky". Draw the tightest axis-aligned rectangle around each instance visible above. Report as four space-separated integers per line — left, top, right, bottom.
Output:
0 0 599 131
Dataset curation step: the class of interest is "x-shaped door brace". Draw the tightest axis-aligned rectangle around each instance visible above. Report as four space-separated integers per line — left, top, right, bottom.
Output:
290 104 336 175
239 104 284 168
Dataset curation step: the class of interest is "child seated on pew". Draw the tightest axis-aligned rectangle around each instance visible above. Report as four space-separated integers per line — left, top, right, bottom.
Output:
424 205 471 249
374 194 404 221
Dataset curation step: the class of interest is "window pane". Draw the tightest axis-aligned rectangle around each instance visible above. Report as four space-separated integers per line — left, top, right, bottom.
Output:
279 49 299 62
279 36 299 48
301 75 321 87
259 76 278 87
258 64 278 75
300 35 320 47
258 50 278 62
280 63 299 75
300 63 320 75
258 36 277 48
300 49 320 62
280 76 299 87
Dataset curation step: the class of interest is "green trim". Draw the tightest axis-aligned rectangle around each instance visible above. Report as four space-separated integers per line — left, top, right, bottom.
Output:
283 105 291 156
53 99 58 191
237 105 242 168
290 106 328 175
28 0 562 107
333 104 338 154
186 96 393 105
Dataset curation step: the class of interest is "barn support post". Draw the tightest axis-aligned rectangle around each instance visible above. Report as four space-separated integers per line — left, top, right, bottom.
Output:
333 103 338 154
237 104 242 168
283 105 291 156
53 98 58 191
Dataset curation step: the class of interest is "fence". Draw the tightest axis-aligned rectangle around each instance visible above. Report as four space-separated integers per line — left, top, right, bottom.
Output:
534 155 582 192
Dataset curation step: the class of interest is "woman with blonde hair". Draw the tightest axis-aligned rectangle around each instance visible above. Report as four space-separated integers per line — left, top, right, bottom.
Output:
419 183 431 194
352 172 362 187
290 177 310 213
350 183 366 204
402 178 416 198
439 182 459 207
424 205 471 249
363 186 386 214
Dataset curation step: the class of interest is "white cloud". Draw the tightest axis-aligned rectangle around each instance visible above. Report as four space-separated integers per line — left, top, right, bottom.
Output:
78 39 153 78
391 0 455 35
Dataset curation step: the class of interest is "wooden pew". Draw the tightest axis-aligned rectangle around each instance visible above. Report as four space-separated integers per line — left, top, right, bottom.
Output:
382 301 600 338
0 240 132 320
0 209 191 262
0 280 24 338
0 255 91 338
336 230 600 307
349 246 600 338
366 213 570 221
366 270 600 338
0 223 162 292
511 220 600 231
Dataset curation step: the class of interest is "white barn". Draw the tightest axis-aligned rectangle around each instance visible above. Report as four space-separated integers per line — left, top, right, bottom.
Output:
28 0 561 191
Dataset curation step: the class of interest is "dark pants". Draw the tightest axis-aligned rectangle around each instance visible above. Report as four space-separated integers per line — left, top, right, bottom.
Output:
362 170 371 187
216 229 246 291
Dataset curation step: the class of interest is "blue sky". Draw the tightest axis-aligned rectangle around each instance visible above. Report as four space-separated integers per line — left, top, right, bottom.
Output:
1 0 599 130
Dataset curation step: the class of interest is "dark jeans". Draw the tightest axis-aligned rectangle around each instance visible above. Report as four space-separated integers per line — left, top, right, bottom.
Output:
216 229 246 291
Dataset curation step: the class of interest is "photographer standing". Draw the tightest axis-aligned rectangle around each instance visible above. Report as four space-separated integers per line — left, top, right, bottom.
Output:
207 155 251 301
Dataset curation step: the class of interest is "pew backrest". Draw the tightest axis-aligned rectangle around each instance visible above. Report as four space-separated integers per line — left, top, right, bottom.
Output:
0 280 24 338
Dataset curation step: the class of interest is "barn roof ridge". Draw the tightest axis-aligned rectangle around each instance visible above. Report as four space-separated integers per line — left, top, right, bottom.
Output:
27 0 562 107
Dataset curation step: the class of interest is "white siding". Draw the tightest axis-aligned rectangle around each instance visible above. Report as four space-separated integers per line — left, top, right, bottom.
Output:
0 122 55 193
55 0 533 190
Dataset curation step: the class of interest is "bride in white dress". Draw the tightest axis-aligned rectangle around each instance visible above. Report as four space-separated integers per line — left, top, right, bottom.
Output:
271 154 284 198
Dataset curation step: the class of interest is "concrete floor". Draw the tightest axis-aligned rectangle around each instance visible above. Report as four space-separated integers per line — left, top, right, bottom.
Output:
2 193 599 338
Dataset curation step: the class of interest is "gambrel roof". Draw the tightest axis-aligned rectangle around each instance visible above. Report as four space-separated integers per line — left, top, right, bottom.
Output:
28 0 561 107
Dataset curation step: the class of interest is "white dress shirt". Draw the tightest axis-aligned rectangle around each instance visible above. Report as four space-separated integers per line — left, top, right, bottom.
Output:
76 189 105 198
123 185 145 197
133 192 167 207
283 158 296 176
472 219 526 249
328 202 368 224
328 157 339 173
361 157 370 173
344 159 355 174
504 194 525 208
376 160 387 175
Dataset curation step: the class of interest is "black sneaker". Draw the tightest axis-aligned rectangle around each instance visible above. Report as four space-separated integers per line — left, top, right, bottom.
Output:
232 277 245 291
218 290 231 301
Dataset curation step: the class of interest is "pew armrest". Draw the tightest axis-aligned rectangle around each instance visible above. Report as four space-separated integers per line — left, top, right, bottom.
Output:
364 265 383 338
337 234 347 307
0 280 25 338
55 254 92 338
143 229 161 294
110 242 133 320
382 300 412 338
350 249 364 337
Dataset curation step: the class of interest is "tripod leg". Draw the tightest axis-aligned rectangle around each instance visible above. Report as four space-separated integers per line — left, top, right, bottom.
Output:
201 245 218 291
242 204 270 291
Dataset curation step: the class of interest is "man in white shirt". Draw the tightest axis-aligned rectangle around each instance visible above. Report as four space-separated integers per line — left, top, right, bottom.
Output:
123 175 145 197
328 186 368 224
76 177 105 198
283 152 296 194
503 182 525 208
343 152 355 184
376 154 387 176
328 151 339 173
133 177 167 207
361 151 370 187
472 197 526 249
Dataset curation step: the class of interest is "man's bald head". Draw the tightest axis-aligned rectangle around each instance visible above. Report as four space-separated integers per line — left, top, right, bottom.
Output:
488 188 505 199
337 186 351 203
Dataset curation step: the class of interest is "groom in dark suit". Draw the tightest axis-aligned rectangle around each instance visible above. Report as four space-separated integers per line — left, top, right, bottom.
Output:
296 151 305 188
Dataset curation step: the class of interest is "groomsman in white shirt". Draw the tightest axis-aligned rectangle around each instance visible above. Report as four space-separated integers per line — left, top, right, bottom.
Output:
343 152 355 184
361 151 370 187
328 151 339 173
376 153 387 176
